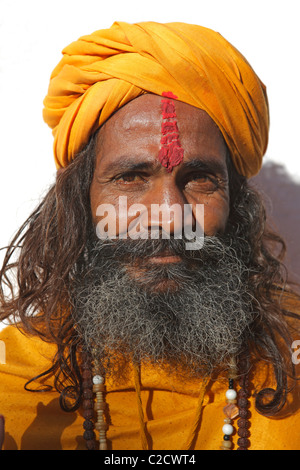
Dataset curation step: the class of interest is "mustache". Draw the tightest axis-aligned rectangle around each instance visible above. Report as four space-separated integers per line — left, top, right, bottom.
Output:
87 234 241 265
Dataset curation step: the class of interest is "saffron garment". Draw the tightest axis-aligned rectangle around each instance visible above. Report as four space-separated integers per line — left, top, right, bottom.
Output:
43 21 269 178
0 326 299 450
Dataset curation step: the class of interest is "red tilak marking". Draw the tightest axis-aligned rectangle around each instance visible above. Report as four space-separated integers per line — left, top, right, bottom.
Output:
161 121 178 135
161 133 179 145
161 100 176 119
162 91 178 99
158 92 184 172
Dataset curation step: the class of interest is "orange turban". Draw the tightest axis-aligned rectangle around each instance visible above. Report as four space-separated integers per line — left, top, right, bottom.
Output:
43 21 269 177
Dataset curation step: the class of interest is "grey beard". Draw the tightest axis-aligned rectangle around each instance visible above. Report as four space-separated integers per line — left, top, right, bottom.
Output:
72 235 256 379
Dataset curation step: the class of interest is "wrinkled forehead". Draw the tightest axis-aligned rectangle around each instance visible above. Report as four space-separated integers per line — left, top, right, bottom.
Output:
98 93 221 134
96 94 227 165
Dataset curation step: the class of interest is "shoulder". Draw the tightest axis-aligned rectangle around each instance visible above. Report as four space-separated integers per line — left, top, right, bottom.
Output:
0 325 83 450
0 324 56 381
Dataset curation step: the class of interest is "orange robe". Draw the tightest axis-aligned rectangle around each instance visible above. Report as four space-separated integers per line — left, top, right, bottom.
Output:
0 325 299 450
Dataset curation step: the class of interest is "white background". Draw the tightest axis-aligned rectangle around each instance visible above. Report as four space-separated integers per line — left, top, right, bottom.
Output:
0 0 299 256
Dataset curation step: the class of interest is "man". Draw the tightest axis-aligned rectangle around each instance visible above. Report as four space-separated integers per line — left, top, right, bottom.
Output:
0 21 299 451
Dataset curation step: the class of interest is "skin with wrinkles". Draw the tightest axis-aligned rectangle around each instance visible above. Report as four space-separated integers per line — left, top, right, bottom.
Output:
90 94 230 283
75 94 254 377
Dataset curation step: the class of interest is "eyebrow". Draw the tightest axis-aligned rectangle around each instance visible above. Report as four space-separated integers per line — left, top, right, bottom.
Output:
182 158 228 178
101 155 228 178
102 157 161 174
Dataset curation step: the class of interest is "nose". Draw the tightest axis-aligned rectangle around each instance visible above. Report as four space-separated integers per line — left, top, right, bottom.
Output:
142 180 188 238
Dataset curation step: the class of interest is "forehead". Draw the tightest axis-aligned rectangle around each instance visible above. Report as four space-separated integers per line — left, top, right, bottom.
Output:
96 94 227 168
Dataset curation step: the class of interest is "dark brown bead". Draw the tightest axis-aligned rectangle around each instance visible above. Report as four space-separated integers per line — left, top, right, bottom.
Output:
86 439 97 450
237 447 247 450
237 418 250 429
238 389 250 398
83 409 94 419
83 389 93 399
83 419 94 431
238 397 249 408
238 428 250 438
237 437 250 448
83 430 95 441
239 374 249 386
82 369 93 380
82 380 93 390
238 408 249 419
82 399 94 410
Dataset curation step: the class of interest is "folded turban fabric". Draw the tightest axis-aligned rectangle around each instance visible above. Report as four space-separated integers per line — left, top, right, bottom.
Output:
43 21 269 177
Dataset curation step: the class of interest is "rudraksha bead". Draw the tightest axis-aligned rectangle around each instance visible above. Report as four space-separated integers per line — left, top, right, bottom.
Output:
83 430 95 441
237 397 249 409
83 419 94 431
238 428 250 438
81 350 97 450
238 408 249 419
238 389 250 398
82 380 93 390
237 418 250 429
83 388 93 399
236 370 251 450
82 399 94 410
86 439 97 450
82 369 93 380
237 437 250 448
83 408 94 420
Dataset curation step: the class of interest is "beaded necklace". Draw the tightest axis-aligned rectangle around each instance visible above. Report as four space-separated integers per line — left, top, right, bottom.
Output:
81 352 251 451
221 374 251 450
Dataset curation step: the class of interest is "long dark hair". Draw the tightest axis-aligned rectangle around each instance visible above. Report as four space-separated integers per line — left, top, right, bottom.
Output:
0 133 299 415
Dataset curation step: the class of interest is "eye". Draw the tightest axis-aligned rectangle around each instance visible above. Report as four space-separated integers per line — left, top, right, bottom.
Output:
184 173 219 192
114 171 147 184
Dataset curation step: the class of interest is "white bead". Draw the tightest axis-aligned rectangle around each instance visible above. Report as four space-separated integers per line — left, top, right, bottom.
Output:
93 375 104 384
225 389 237 400
222 424 234 436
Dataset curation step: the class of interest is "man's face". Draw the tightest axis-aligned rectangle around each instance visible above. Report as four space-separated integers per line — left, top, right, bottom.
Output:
90 94 230 257
74 97 254 375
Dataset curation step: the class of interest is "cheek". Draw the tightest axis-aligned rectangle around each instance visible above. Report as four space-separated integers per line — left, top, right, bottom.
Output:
201 199 229 236
90 184 145 239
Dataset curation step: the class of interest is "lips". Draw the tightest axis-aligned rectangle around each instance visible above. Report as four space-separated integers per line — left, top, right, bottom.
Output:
147 251 182 264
